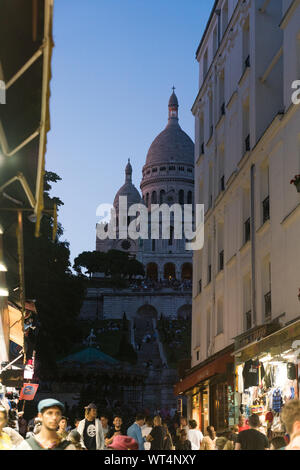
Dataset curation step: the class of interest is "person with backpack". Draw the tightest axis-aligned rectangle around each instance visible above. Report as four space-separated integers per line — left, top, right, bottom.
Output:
16 399 76 450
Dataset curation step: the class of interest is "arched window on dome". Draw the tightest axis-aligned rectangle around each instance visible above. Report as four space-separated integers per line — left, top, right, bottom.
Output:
160 190 166 204
179 190 184 205
187 191 193 205
151 191 157 204
145 193 149 208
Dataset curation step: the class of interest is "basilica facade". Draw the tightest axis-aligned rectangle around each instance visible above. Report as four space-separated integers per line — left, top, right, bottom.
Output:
95 90 195 293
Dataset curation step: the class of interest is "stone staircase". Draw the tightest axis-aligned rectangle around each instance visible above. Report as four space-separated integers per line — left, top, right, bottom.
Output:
134 317 162 369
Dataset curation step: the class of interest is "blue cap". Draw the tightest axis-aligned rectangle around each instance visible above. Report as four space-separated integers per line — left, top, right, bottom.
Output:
38 399 65 414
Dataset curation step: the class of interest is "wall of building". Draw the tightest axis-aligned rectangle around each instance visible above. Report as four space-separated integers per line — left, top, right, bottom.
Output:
191 0 300 368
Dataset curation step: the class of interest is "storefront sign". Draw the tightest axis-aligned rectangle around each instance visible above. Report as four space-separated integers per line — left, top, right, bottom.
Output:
237 320 300 363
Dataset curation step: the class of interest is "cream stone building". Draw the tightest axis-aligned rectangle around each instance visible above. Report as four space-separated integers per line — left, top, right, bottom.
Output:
192 0 300 365
175 0 300 431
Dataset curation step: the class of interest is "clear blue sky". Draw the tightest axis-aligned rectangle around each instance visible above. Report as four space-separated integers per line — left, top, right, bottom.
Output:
47 0 215 263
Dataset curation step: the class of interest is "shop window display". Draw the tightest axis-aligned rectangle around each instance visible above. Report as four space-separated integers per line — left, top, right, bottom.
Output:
236 351 299 437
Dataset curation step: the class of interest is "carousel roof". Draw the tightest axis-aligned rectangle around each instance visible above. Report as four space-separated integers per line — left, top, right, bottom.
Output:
57 347 119 366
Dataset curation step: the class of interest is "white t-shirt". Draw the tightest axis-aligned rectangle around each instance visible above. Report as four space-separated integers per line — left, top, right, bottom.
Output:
141 425 152 451
188 429 204 450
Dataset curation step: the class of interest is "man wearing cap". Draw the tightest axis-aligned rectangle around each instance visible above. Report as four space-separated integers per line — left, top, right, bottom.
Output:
77 403 105 450
16 399 76 450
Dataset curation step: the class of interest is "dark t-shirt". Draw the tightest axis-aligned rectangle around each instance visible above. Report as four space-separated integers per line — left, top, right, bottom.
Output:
243 360 265 389
237 429 269 450
176 439 192 450
83 419 97 450
106 425 126 440
150 426 166 450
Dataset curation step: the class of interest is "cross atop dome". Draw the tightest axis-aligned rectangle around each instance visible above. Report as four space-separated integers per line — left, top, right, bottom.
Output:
168 87 179 121
125 158 132 183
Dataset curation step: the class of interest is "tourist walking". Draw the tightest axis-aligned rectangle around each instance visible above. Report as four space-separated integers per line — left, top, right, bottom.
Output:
162 423 174 450
188 419 203 450
100 414 110 438
175 429 191 450
16 399 76 450
235 414 269 450
200 426 217 450
281 399 300 450
127 413 145 450
142 417 153 450
105 415 126 447
77 403 105 450
146 415 166 450
0 407 12 450
57 416 69 440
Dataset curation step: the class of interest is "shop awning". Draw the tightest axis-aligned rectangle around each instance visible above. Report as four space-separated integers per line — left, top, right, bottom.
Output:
174 345 234 396
233 317 300 363
8 303 23 347
0 0 54 235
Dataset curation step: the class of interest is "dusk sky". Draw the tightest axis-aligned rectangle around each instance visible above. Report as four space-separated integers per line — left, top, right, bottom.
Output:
47 0 215 264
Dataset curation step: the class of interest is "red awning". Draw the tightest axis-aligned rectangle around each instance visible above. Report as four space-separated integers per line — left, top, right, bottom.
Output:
174 345 234 396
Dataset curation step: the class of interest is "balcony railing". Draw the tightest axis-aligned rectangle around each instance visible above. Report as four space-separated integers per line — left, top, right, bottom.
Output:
264 291 272 320
262 196 270 223
244 217 251 243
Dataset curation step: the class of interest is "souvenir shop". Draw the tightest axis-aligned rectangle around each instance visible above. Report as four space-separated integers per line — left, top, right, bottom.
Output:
234 319 300 434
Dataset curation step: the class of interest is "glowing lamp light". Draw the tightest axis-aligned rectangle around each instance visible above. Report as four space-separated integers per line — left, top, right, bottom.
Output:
0 287 9 297
0 263 7 272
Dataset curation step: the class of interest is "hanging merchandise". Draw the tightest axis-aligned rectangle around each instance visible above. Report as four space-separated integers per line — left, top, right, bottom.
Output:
243 359 265 389
287 362 297 381
272 388 283 413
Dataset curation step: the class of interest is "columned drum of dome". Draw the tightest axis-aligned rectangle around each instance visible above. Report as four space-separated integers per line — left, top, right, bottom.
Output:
140 91 194 209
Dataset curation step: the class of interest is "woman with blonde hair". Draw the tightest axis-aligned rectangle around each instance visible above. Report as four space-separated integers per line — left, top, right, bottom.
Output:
200 425 216 450
146 415 166 450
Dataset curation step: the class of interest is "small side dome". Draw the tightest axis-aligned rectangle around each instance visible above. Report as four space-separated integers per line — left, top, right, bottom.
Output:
113 160 142 209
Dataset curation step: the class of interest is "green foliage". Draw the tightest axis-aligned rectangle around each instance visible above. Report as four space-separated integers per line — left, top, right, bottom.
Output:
74 249 144 280
23 171 85 370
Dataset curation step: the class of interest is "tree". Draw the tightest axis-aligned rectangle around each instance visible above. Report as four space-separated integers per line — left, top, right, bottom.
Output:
73 249 145 281
22 171 85 371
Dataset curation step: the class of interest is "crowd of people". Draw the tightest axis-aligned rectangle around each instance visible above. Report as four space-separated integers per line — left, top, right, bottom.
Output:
0 398 300 450
130 279 192 293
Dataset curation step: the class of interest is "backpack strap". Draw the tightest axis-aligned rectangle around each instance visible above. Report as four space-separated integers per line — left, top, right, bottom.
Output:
26 436 45 450
53 440 72 450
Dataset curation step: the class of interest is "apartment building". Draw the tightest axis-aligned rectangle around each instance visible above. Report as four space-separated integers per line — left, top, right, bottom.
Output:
175 0 300 433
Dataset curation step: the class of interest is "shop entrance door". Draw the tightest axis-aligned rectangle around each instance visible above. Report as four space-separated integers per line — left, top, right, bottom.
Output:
200 387 209 434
